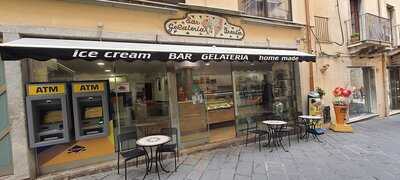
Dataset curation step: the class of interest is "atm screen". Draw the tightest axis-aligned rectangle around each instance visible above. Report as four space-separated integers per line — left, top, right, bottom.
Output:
78 96 104 135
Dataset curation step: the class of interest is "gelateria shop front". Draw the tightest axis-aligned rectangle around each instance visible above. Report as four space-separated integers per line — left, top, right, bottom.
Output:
0 38 315 174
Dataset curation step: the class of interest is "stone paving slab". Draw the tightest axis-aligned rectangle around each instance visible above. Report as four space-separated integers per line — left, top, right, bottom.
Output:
74 116 400 180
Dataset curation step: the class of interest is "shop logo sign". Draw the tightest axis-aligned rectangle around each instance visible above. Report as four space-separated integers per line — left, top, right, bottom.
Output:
165 13 244 40
67 145 86 153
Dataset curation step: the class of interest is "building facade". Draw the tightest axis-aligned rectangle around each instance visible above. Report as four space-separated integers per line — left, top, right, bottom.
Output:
0 0 316 179
310 0 400 122
3 0 400 179
5 0 400 179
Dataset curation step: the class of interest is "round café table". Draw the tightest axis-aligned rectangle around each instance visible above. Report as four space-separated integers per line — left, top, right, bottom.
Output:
136 135 171 180
262 120 288 152
298 115 323 142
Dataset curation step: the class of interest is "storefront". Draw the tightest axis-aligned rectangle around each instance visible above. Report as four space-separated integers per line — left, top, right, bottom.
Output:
0 37 315 174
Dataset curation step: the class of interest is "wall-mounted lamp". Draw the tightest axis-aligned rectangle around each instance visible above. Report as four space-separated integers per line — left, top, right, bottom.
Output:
320 64 330 73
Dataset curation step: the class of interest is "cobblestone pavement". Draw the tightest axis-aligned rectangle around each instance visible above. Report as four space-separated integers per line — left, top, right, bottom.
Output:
74 116 400 180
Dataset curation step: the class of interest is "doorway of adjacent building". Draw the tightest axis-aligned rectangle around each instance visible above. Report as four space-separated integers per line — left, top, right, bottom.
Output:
349 67 376 118
389 67 400 110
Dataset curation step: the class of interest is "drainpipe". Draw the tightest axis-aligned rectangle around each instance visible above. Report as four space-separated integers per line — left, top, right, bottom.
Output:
377 0 381 16
377 0 388 117
382 53 388 117
305 0 314 90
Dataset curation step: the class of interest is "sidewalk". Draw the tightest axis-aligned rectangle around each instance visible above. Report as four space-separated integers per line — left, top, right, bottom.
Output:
74 116 400 180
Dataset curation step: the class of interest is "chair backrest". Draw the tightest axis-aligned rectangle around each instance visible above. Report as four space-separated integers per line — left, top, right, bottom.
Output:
117 132 138 152
246 117 258 129
296 112 304 122
160 127 178 145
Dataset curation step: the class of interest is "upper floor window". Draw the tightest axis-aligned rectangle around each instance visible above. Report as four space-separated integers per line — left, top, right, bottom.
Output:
239 0 292 21
314 16 330 42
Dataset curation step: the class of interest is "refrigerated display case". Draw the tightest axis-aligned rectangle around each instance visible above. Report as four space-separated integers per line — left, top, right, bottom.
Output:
205 92 235 125
26 83 72 148
72 81 110 140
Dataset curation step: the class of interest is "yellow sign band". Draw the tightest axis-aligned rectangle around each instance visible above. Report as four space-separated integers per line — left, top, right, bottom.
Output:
27 84 65 96
73 82 104 93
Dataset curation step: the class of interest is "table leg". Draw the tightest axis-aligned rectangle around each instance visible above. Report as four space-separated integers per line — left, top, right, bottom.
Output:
270 130 278 152
263 132 272 147
155 150 160 180
277 132 288 152
158 149 170 173
144 146 161 180
143 147 152 180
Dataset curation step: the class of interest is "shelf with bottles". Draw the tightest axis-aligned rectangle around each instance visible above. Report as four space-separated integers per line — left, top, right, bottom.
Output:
237 96 263 107
204 91 233 96
193 77 217 94
238 90 263 97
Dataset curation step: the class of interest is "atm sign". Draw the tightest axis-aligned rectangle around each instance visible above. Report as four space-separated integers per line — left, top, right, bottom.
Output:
73 82 104 93
27 84 65 96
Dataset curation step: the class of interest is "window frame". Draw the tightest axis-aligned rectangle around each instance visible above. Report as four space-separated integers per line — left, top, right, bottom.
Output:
314 16 330 43
241 0 293 21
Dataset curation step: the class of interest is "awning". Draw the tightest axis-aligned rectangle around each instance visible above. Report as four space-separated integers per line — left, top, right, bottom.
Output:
0 38 316 62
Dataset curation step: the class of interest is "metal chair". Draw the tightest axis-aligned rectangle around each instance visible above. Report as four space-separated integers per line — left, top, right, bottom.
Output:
304 117 325 143
275 114 295 147
117 132 148 180
157 127 179 171
295 113 307 142
242 117 269 151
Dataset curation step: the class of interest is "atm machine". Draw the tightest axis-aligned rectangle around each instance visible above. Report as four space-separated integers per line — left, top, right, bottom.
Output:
26 82 72 148
72 81 110 140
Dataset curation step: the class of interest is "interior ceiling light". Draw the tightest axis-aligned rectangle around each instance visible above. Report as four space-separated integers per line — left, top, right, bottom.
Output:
105 69 111 72
97 62 105 66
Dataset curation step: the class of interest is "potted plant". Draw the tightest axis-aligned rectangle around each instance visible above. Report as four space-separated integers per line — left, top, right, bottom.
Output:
330 87 353 132
350 33 360 43
315 87 326 99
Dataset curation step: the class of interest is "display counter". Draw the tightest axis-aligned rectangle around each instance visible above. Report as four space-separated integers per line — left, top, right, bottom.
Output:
205 92 235 125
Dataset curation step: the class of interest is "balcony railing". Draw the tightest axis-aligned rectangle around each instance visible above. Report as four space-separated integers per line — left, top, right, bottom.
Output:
345 13 391 45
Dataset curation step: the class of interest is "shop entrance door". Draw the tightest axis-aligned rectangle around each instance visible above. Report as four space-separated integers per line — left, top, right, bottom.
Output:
176 62 236 147
389 67 400 110
349 67 376 118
